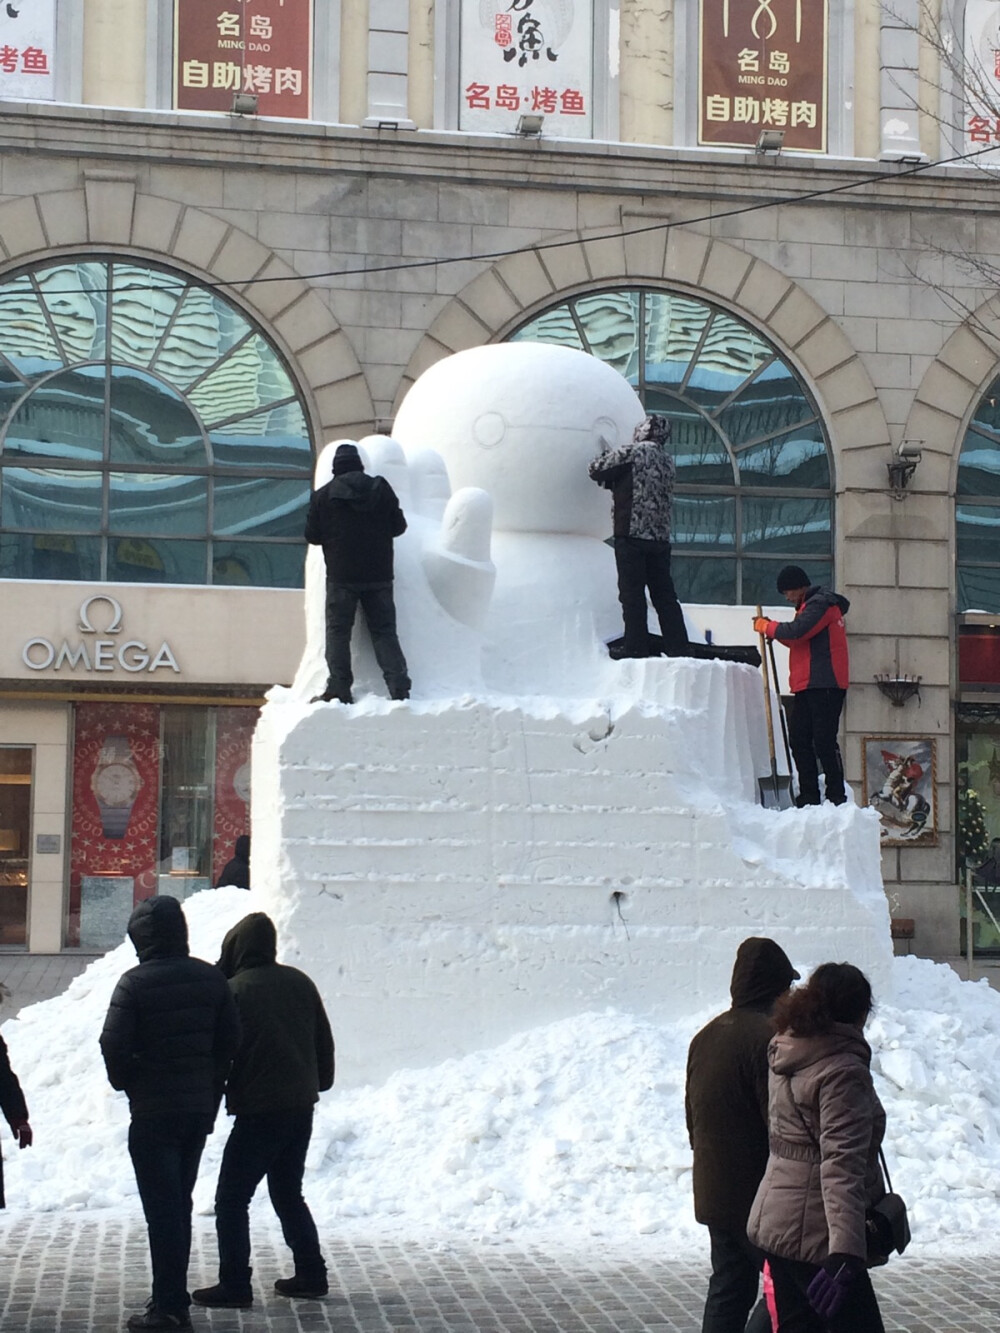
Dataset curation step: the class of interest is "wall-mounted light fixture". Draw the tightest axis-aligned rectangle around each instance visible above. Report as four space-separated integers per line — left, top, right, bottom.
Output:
515 113 545 136
231 92 259 115
887 442 922 498
875 673 922 707
755 129 785 154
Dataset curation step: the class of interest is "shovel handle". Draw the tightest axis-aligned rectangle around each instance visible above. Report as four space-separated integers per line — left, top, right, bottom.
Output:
756 604 779 769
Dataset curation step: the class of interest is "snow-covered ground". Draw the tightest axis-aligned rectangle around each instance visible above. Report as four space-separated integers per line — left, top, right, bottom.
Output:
2 886 998 1257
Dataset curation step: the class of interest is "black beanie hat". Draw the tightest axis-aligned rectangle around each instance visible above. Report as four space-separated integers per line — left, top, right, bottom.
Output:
332 443 364 476
633 414 671 445
776 564 810 593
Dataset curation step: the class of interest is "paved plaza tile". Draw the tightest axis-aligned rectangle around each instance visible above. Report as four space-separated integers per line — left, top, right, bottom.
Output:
0 1214 994 1332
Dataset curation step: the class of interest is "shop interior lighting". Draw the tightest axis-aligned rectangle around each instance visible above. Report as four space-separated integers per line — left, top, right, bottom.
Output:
515 114 545 136
755 129 785 154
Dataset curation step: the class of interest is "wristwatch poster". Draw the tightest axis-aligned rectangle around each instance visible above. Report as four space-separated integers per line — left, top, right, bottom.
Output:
90 735 143 840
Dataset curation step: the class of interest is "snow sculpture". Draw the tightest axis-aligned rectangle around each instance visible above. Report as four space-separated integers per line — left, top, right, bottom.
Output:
254 344 893 1088
392 342 647 693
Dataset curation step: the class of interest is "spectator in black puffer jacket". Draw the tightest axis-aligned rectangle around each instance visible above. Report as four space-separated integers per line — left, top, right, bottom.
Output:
305 441 411 704
589 414 690 659
100 895 240 1333
192 912 334 1310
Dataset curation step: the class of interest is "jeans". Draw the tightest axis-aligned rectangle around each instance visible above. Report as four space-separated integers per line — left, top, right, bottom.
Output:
702 1227 771 1333
129 1111 214 1318
325 582 410 696
766 1254 885 1332
787 688 847 805
215 1109 326 1292
614 538 690 655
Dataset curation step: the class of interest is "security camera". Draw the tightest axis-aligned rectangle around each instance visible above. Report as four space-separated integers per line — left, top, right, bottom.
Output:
898 442 922 461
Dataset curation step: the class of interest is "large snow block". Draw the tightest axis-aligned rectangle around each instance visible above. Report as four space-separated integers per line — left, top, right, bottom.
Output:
254 659 891 1088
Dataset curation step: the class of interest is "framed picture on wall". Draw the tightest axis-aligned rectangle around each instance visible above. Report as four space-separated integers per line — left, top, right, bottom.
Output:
862 737 938 846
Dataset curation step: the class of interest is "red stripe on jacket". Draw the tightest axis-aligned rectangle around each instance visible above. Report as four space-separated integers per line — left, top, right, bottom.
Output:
764 588 850 693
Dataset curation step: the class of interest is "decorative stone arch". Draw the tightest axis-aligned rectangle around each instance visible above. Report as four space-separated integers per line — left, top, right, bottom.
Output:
395 226 891 493
0 179 373 443
905 296 1000 495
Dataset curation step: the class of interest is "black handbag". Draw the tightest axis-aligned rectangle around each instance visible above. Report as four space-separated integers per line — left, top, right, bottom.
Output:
865 1148 911 1266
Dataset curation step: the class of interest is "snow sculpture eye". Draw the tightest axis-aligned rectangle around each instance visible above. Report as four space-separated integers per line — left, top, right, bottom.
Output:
594 416 620 449
473 411 507 450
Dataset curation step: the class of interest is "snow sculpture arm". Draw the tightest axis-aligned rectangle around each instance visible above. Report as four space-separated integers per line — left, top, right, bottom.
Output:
291 436 495 700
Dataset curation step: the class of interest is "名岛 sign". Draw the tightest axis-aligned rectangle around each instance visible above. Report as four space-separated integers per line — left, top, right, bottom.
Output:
174 0 313 119
460 0 594 138
0 0 56 101
699 0 828 152
964 0 1000 156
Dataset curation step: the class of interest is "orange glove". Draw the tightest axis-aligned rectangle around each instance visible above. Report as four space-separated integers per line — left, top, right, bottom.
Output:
753 617 771 636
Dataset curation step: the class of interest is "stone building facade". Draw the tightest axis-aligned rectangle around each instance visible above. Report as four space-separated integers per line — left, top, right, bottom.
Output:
1 0 999 956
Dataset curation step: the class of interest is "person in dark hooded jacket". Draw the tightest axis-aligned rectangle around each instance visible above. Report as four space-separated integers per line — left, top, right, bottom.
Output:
216 834 250 890
685 937 800 1333
192 912 334 1310
754 565 851 807
0 1030 31 1209
100 895 240 1332
305 441 411 704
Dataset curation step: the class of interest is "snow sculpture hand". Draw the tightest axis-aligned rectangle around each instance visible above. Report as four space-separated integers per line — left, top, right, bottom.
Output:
292 436 495 702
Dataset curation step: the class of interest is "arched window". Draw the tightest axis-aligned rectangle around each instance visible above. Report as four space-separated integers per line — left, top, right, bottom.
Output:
0 258 314 587
957 379 1000 612
510 288 834 606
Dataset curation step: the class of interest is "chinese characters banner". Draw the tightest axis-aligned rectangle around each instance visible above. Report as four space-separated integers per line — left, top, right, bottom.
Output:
964 0 1000 152
174 0 313 118
0 0 55 100
460 0 594 138
699 0 828 152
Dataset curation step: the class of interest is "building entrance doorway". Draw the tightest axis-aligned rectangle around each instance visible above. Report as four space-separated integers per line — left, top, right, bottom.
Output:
0 747 32 948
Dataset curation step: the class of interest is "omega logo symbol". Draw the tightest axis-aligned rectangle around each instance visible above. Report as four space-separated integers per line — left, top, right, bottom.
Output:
22 595 181 675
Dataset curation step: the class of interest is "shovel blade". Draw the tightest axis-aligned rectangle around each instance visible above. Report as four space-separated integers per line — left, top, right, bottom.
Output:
759 771 794 809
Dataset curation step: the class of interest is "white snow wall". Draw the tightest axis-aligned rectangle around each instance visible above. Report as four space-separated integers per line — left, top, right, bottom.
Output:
253 659 892 1088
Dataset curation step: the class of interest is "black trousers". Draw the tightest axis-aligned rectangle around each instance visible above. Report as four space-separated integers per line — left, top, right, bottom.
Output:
787 688 847 805
766 1254 885 1333
614 538 689 655
215 1108 326 1292
129 1111 214 1318
325 582 410 696
702 1227 772 1333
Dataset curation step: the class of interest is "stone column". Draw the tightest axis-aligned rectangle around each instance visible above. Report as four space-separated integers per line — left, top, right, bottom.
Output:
364 0 416 128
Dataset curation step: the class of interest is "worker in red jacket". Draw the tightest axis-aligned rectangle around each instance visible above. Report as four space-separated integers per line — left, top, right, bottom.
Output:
753 566 850 807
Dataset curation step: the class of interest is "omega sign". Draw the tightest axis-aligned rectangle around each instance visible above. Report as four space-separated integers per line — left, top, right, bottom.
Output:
22 595 181 675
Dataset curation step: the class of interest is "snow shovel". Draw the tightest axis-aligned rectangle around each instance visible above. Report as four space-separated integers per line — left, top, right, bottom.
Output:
768 631 800 789
756 605 793 809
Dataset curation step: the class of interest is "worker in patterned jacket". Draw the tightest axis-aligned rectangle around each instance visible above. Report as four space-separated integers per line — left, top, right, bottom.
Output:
588 413 690 659
753 565 850 807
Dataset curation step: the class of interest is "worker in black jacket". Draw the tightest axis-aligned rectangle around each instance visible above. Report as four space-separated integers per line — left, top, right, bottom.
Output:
100 895 240 1332
193 912 335 1310
304 441 411 704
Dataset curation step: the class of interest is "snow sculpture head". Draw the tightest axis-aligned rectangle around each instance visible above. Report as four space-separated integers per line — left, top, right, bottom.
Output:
392 343 645 537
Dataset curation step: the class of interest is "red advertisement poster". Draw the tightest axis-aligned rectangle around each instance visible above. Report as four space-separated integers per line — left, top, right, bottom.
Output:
68 703 162 944
699 0 828 152
174 0 313 118
212 706 257 885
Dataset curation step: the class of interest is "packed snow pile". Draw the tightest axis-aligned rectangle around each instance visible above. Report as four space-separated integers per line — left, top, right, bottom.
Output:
2 890 998 1256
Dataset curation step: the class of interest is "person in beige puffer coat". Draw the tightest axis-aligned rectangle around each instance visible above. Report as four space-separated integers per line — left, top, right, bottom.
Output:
747 962 887 1332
